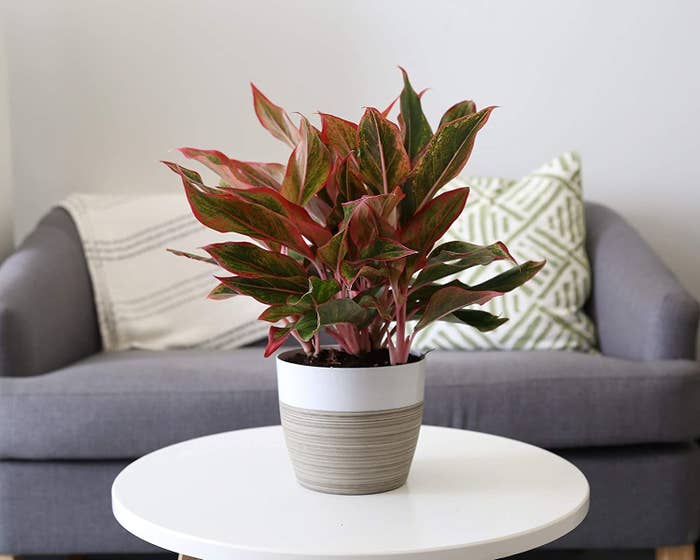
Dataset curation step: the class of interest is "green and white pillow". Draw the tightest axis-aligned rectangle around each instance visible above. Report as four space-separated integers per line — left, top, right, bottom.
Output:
413 152 597 353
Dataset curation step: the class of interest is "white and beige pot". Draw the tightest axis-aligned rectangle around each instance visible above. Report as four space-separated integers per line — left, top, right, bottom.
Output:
276 350 425 495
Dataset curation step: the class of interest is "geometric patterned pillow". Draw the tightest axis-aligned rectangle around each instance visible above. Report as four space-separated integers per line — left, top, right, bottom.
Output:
413 152 597 352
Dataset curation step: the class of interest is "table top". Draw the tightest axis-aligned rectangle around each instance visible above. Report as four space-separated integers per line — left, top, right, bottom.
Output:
112 426 589 560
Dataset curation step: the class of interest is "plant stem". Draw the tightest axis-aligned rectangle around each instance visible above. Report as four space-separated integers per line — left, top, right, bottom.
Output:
389 280 411 365
290 329 314 356
343 324 361 354
313 259 327 279
394 302 408 365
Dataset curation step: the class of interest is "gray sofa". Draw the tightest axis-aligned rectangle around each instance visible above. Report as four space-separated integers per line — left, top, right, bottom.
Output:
0 203 698 557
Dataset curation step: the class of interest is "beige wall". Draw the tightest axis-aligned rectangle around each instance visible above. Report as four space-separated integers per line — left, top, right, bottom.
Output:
2 0 700 344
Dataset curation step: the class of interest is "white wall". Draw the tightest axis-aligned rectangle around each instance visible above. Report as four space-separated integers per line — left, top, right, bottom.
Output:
2 0 700 323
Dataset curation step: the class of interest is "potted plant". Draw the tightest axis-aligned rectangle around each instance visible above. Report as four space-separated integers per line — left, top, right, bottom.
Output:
164 69 544 495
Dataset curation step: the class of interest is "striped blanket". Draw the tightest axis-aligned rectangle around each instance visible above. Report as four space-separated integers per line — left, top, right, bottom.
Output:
60 194 268 351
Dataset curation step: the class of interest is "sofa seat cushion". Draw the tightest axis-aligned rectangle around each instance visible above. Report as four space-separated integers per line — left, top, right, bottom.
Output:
0 349 698 460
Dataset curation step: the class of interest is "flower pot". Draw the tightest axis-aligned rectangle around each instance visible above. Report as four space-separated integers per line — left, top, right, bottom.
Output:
276 349 425 495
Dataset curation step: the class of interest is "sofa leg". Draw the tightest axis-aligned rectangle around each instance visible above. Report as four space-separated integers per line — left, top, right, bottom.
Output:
656 545 695 560
178 556 199 560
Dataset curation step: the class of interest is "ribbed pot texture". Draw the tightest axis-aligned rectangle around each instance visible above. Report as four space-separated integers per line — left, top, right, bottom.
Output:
276 350 425 495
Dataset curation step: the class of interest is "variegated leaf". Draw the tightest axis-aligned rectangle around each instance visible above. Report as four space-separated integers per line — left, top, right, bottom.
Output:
319 113 358 159
358 107 410 195
438 100 476 129
414 286 502 331
208 283 238 300
251 84 300 148
401 107 495 218
218 275 308 305
280 118 331 205
264 325 293 357
470 260 546 292
204 242 306 278
399 67 433 162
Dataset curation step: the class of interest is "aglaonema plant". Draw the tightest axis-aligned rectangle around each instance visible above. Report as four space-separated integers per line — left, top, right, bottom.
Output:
164 69 544 366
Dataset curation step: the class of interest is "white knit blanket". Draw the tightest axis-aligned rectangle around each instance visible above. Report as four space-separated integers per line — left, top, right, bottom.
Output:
60 194 268 351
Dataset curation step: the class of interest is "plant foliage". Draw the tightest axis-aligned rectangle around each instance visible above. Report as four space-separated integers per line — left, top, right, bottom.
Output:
164 69 544 364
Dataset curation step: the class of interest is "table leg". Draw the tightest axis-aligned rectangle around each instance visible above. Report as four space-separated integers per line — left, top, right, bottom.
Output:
656 545 695 560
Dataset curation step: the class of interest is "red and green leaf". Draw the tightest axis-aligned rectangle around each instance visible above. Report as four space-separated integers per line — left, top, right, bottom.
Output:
358 107 410 194
280 118 332 205
428 240 514 263
292 289 376 341
166 248 216 265
177 148 239 185
162 162 215 192
470 260 546 292
207 283 238 300
258 303 309 323
320 113 358 159
259 304 307 322
178 148 285 190
414 286 502 331
317 298 371 328
447 309 509 332
341 264 390 288
343 188 404 221
438 100 476 129
295 311 320 341
264 325 293 357
401 187 470 271
401 107 495 217
204 242 306 278
228 161 285 189
381 95 399 118
408 279 471 311
233 186 331 248
356 237 417 262
413 241 516 287
289 277 341 307
345 201 378 253
335 156 368 203
168 165 314 258
398 67 433 162
318 230 348 270
354 287 391 320
251 84 300 148
296 298 373 341
413 307 508 332
355 265 389 284
218 275 308 305
344 195 399 248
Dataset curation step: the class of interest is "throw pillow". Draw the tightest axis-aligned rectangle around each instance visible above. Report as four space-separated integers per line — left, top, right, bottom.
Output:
413 152 597 352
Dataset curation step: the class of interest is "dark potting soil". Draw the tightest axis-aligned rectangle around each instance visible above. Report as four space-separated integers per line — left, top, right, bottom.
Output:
280 348 422 368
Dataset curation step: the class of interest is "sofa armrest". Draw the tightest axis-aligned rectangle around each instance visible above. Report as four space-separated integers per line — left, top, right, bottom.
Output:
585 202 699 361
0 208 100 376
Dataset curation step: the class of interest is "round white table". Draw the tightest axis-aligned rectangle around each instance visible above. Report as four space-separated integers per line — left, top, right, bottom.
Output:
112 426 589 560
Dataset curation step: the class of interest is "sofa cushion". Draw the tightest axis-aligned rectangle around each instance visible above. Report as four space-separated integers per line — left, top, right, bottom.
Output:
0 349 698 459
